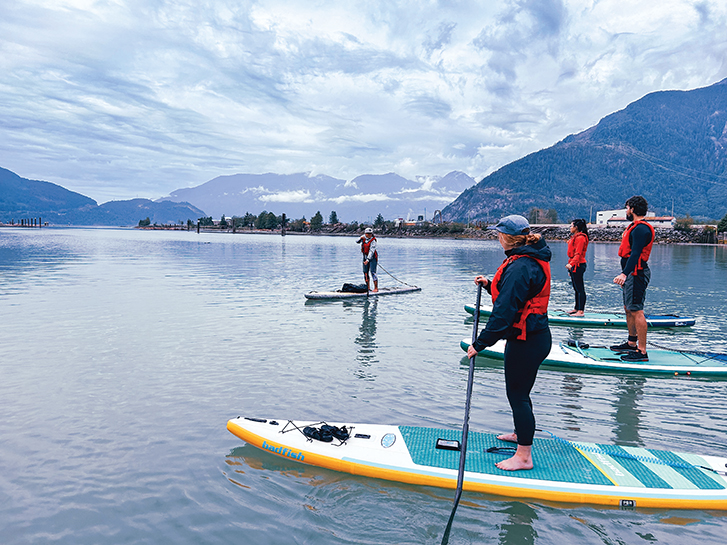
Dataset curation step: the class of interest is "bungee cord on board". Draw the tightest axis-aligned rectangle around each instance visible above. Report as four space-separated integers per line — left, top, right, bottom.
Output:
377 261 418 288
566 339 727 366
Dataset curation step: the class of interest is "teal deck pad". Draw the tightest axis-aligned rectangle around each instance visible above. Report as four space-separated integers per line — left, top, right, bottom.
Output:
647 449 726 490
595 444 672 489
399 426 614 486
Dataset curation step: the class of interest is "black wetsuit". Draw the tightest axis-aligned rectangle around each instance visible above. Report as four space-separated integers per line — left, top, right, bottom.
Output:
472 238 552 446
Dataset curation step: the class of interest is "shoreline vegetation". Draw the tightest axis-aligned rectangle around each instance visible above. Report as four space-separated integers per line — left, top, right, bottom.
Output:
137 222 726 245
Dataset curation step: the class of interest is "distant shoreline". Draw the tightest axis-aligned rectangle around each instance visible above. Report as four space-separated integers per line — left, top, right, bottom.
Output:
134 223 725 245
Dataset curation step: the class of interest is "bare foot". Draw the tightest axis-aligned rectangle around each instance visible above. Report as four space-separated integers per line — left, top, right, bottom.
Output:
571 311 584 317
496 432 517 443
495 454 534 471
567 309 579 315
495 445 533 471
372 289 378 293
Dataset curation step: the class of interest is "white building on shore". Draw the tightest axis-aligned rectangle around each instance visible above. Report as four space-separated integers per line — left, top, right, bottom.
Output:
596 209 675 228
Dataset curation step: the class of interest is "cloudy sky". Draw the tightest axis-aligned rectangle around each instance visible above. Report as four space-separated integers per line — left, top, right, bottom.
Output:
1 0 726 204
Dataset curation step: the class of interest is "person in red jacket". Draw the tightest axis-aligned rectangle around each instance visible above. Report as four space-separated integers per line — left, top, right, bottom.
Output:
356 228 378 292
565 219 589 316
466 215 552 471
611 196 654 362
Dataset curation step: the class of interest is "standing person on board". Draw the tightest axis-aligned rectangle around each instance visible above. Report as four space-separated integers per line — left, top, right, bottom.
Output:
466 215 552 471
356 228 378 292
566 219 589 316
610 196 654 362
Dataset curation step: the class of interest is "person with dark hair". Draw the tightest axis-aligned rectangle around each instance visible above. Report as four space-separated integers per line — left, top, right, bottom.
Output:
610 196 654 361
466 215 552 471
566 219 589 316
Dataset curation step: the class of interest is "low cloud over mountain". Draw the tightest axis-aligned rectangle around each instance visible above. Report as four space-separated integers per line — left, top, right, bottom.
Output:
159 171 475 222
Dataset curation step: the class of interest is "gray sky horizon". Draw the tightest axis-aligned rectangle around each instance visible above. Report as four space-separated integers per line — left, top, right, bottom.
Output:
2 0 726 205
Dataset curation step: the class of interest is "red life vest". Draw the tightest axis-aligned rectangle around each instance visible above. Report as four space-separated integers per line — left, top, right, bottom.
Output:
567 232 588 266
361 235 377 259
490 254 551 341
618 220 655 275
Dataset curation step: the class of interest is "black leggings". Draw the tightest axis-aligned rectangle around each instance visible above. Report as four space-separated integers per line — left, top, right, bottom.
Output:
503 327 551 446
569 262 587 311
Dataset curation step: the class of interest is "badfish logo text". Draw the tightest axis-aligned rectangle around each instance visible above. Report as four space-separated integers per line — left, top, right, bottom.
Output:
262 440 305 461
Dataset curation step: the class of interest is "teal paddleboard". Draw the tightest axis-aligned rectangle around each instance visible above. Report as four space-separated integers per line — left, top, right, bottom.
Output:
461 339 727 376
464 304 696 328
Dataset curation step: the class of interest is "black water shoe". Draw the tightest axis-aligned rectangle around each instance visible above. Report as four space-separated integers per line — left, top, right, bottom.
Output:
621 351 649 362
321 425 350 442
303 426 333 442
610 341 638 352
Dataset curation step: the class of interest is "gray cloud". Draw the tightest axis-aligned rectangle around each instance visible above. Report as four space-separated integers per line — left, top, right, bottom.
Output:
0 0 726 204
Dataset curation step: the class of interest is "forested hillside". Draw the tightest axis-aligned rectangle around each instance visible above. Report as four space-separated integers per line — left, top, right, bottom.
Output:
443 78 727 222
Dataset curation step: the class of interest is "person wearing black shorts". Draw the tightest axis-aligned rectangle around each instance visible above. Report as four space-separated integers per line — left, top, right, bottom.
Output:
611 196 654 362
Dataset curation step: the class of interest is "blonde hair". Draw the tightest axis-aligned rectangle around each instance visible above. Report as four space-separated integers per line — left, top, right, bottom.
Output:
500 232 542 248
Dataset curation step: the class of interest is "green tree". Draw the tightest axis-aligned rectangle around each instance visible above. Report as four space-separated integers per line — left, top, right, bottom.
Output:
242 212 256 229
254 211 268 229
198 216 214 226
674 214 694 232
374 213 385 228
138 217 151 227
310 211 324 231
329 210 339 224
289 217 307 232
717 212 727 233
220 214 228 228
263 212 279 229
527 208 540 224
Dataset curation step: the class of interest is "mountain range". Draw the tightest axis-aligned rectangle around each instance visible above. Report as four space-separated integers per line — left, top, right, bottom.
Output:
158 171 475 223
0 167 204 226
442 78 727 223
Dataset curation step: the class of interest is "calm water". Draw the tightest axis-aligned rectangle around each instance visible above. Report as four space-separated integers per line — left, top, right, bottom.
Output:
1 227 726 545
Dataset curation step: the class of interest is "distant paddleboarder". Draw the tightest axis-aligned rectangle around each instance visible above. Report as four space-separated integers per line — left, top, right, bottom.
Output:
466 215 552 471
356 228 378 292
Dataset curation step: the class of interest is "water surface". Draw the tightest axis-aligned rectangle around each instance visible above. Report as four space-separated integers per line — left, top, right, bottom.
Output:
1 228 726 544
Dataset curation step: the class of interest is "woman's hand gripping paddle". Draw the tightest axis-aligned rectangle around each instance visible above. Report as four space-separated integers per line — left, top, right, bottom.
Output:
440 283 482 545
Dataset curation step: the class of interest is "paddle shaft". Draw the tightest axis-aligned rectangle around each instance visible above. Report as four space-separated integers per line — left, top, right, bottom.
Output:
440 283 482 545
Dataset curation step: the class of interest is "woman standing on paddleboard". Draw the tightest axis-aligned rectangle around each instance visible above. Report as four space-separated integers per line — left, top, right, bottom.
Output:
466 215 552 471
566 218 589 316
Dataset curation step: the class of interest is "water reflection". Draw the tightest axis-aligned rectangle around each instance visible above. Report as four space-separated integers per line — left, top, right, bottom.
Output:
352 298 378 380
558 375 584 433
611 376 646 447
497 502 539 545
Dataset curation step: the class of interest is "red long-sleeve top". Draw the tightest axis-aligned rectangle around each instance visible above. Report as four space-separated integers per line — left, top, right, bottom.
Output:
567 232 588 267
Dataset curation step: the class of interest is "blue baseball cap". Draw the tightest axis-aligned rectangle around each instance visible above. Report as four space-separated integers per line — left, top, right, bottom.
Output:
488 215 530 235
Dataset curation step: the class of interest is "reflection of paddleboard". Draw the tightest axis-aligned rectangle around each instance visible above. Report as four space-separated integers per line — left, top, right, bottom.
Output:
227 417 727 509
461 339 727 376
464 304 696 328
305 286 421 299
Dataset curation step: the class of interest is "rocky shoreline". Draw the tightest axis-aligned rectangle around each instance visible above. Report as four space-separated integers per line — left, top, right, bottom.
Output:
139 223 724 244
463 225 721 244
328 224 722 244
